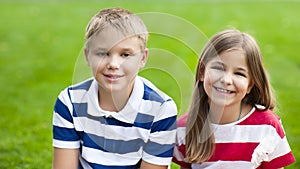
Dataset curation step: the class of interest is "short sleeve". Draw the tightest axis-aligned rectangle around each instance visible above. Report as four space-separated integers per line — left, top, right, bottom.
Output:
172 113 192 168
251 116 295 168
261 120 295 168
52 89 80 148
142 100 177 165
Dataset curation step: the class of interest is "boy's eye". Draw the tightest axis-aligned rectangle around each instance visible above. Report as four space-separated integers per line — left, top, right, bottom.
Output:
121 53 131 57
96 52 108 57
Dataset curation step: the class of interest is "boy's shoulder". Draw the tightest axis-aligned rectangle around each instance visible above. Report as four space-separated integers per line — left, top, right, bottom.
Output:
68 78 94 91
136 76 177 121
138 76 173 103
57 78 94 98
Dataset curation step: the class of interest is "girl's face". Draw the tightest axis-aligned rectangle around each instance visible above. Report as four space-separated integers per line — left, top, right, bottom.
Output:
201 48 253 108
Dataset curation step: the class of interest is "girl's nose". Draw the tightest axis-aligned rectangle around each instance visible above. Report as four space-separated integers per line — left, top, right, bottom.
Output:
221 72 233 85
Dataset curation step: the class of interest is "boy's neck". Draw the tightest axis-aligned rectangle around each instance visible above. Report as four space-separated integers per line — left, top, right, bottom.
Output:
97 88 133 112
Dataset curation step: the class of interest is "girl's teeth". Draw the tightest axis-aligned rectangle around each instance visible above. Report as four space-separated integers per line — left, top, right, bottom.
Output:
216 88 231 93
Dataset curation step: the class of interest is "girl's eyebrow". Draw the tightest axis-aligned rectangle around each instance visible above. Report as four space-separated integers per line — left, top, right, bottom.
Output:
210 61 224 66
237 67 249 73
211 61 249 73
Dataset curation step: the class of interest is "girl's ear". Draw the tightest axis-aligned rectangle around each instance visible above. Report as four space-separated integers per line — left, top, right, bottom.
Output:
139 48 149 68
200 74 204 82
247 80 255 94
199 66 205 82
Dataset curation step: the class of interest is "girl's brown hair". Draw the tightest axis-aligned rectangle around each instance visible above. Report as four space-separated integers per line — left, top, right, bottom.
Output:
185 29 276 163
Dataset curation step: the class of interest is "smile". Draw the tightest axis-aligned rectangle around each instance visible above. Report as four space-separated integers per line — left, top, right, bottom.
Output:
214 87 234 94
104 74 122 81
105 75 121 79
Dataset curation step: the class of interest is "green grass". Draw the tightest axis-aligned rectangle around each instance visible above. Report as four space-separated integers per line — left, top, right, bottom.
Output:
0 0 299 168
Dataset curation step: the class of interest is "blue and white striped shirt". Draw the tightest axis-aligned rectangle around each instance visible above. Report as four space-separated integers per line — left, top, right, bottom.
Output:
53 76 177 168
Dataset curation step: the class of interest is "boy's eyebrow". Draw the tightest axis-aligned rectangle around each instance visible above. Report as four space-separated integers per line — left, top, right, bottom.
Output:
120 47 136 51
94 47 108 51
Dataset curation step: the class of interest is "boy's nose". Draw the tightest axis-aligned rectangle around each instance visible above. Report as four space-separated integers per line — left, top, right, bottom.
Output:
106 55 121 69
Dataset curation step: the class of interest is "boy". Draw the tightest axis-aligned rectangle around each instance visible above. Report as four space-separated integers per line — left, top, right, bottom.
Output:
52 8 177 169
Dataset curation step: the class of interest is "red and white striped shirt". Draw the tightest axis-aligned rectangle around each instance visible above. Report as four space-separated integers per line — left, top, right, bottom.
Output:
173 107 295 169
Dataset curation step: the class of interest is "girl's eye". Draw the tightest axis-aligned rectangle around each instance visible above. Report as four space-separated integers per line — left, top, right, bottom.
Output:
235 72 246 77
212 66 224 71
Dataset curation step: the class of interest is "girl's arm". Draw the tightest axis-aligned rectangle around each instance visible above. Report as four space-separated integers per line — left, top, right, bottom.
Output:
140 160 168 169
52 148 79 169
180 167 191 169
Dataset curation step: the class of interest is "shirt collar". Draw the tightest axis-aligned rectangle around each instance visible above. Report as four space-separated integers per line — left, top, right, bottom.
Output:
87 76 144 124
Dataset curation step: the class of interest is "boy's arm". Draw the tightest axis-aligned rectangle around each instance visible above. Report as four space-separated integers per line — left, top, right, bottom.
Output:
141 99 177 167
53 148 79 169
52 90 81 169
140 160 168 169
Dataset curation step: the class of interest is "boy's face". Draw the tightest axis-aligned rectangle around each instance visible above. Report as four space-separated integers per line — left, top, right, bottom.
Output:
84 28 148 94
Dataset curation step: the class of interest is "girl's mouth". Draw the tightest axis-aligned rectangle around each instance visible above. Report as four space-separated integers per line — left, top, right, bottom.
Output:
214 87 234 94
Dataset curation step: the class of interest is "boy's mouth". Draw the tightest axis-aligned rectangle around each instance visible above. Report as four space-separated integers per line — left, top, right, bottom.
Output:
105 75 121 79
104 74 123 81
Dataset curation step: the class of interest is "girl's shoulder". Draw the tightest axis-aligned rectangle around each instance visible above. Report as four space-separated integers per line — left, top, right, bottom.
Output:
177 113 189 127
241 106 285 137
248 106 280 124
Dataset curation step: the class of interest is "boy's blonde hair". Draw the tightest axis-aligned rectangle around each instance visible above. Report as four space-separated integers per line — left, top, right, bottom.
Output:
85 7 148 49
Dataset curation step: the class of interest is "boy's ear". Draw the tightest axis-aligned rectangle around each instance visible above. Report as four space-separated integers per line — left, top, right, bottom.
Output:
84 48 90 66
139 48 149 68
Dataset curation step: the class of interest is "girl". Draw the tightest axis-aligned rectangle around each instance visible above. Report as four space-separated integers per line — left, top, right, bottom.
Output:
173 29 295 169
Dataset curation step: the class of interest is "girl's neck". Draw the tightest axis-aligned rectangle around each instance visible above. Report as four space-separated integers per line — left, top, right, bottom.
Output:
209 102 250 124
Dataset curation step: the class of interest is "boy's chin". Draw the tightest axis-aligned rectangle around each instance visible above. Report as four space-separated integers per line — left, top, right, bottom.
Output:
100 85 130 93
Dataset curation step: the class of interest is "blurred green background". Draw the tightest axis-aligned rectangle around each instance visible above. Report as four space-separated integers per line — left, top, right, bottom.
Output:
0 0 299 168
